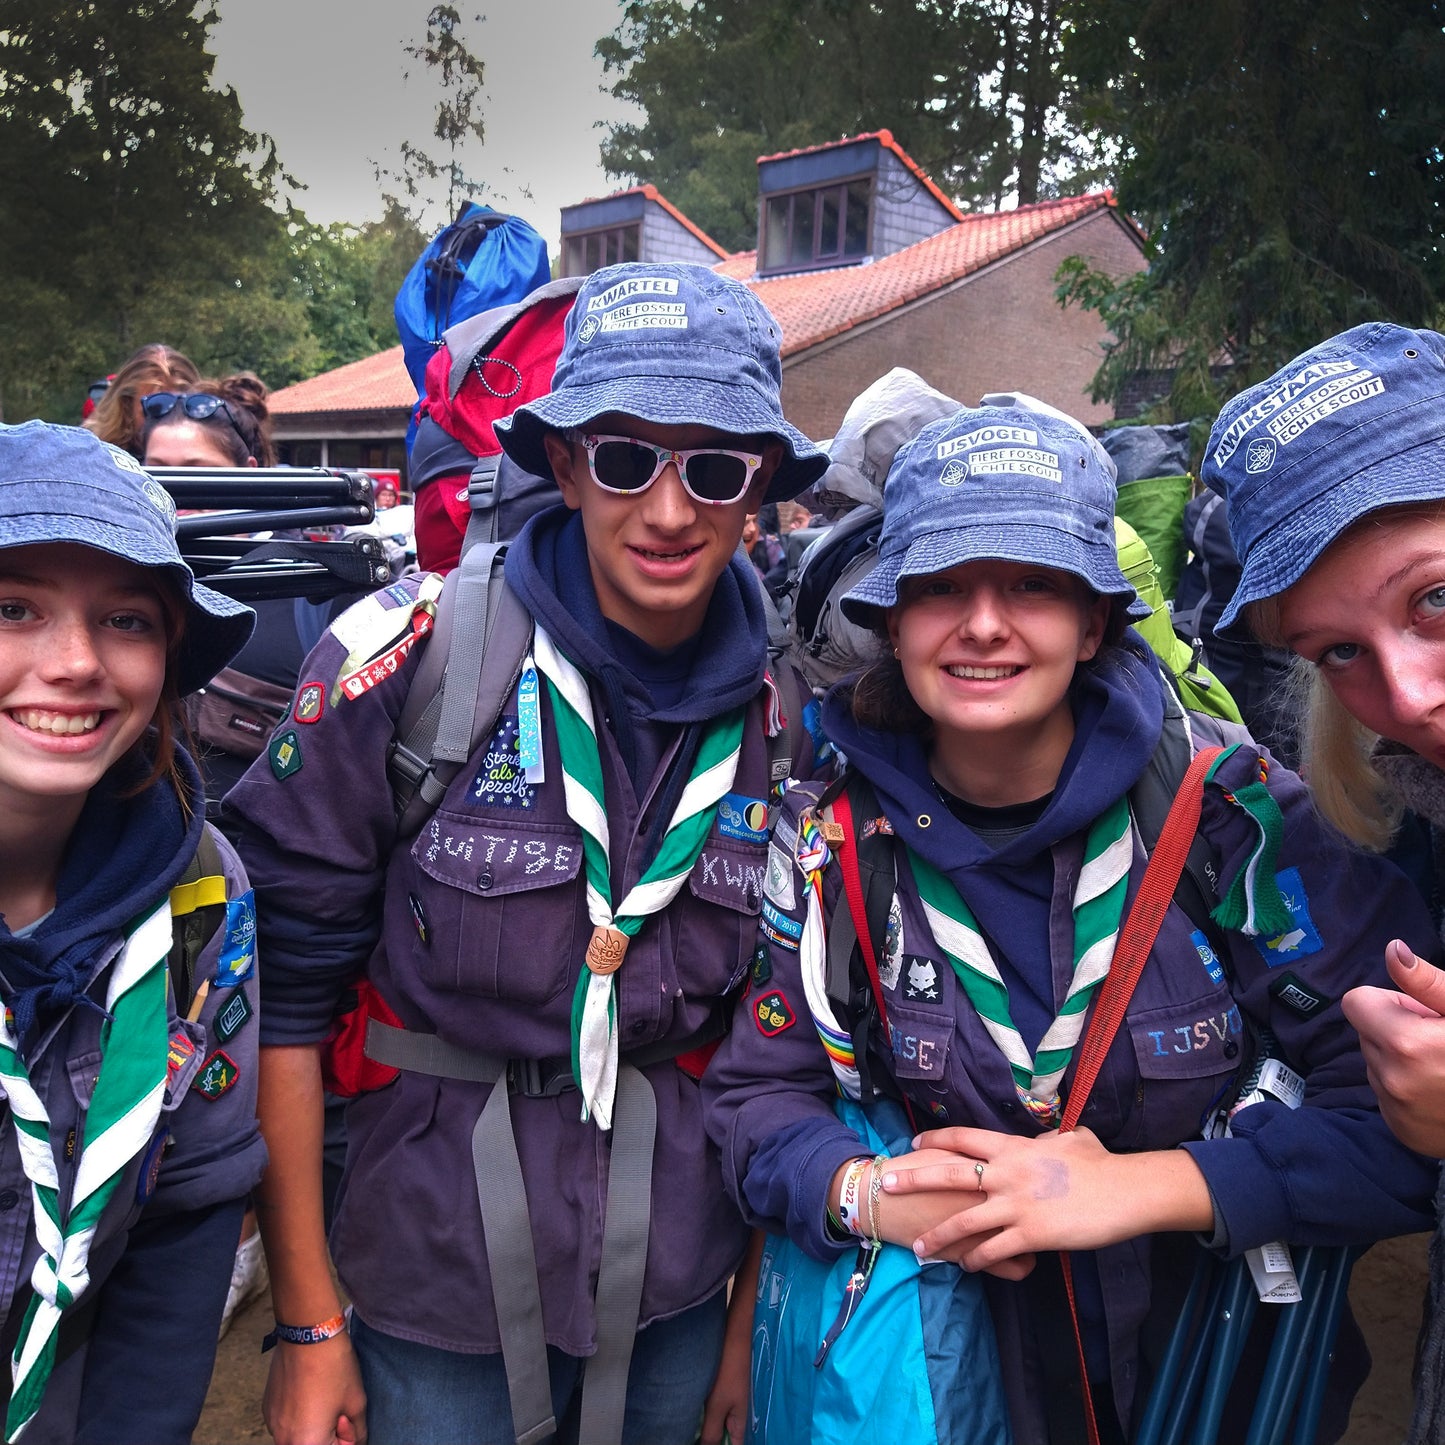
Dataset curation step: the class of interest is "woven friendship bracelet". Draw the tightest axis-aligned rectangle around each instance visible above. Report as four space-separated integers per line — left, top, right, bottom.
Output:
261 1311 348 1353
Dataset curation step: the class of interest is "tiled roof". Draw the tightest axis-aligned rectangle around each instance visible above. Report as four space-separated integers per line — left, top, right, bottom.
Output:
727 192 1125 356
757 129 964 223
269 344 413 415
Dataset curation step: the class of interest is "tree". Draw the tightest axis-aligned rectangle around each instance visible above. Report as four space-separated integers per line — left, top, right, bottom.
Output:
0 0 314 419
596 0 1111 253
1057 0 1445 420
380 5 492 229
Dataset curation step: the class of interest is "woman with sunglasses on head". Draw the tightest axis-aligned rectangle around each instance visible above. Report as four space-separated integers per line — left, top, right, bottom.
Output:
83 343 199 460
140 372 274 471
1202 323 1445 1445
702 401 1438 1444
0 422 264 1441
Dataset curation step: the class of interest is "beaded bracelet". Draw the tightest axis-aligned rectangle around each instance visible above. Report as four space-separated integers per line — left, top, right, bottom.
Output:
261 1311 348 1353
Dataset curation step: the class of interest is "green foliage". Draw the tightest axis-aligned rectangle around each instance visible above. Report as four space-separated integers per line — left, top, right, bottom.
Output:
597 0 1112 253
1058 0 1445 420
0 1 427 422
382 5 490 227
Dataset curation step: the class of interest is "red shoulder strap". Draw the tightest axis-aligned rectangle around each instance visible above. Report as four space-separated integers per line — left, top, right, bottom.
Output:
1059 742 1222 1445
831 786 919 1136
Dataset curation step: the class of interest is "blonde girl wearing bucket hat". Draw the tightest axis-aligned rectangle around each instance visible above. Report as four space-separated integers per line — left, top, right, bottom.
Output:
0 421 263 1441
1204 322 1445 1445
702 400 1437 1444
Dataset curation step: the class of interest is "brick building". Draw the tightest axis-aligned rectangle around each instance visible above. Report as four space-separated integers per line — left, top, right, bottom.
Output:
267 134 1144 469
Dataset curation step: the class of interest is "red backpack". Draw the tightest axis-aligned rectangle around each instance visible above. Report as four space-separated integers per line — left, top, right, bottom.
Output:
409 276 582 572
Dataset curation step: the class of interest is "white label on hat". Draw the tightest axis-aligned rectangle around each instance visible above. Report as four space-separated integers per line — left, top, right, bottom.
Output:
936 424 1037 459
587 277 680 310
106 444 147 476
1210 358 1359 466
598 301 688 333
1266 370 1383 447
965 446 1062 483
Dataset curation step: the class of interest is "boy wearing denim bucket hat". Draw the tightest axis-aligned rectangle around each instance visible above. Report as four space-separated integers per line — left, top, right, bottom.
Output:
0 423 265 1440
1204 323 1445 1445
703 402 1436 1443
226 262 827 1445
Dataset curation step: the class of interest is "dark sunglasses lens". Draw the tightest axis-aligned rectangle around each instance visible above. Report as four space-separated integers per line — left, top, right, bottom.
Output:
684 452 748 502
183 395 223 420
141 394 178 419
592 440 659 492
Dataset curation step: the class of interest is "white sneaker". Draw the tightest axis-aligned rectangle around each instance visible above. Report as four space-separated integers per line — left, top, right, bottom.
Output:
218 1229 269 1340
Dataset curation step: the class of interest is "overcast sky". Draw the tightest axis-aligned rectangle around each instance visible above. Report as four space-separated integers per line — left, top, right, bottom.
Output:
209 0 640 249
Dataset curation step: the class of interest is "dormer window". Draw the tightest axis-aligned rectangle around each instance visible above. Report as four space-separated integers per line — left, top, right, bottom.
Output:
762 178 872 273
562 223 641 277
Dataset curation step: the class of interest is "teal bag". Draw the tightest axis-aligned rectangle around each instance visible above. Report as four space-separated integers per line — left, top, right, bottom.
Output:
747 1097 1012 1444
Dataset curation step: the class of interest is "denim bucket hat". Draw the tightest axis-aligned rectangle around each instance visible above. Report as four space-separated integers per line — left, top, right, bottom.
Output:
1203 323 1445 637
0 421 254 694
494 262 828 503
841 404 1148 626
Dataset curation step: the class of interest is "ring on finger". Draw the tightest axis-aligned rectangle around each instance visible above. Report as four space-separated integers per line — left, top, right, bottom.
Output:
974 1160 986 1190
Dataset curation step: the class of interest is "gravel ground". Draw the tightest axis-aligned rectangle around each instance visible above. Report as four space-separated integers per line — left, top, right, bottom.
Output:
194 1232 1429 1443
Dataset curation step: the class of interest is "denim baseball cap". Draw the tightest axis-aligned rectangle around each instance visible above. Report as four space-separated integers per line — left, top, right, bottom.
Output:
494 262 827 503
1204 323 1445 637
842 404 1148 625
0 421 254 694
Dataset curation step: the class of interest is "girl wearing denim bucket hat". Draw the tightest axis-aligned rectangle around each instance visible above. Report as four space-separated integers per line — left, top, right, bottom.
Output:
1204 321 1445 1445
0 422 263 1442
703 401 1437 1443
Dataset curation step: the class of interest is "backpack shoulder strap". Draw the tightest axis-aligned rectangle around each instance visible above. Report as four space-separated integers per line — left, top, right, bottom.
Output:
1128 685 1219 934
389 543 532 838
167 827 228 1017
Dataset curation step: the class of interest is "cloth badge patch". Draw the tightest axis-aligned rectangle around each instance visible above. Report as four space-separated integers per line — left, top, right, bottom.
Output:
166 1029 196 1090
764 837 796 911
338 608 434 701
1192 929 1226 987
1268 970 1331 1019
753 988 796 1037
215 891 257 987
468 716 537 810
761 898 802 945
860 815 895 840
293 681 324 725
878 896 905 991
196 1050 240 1100
213 988 253 1046
1252 867 1323 966
135 1127 170 1206
717 793 769 844
902 955 941 1003
409 892 430 945
750 942 772 988
269 728 302 780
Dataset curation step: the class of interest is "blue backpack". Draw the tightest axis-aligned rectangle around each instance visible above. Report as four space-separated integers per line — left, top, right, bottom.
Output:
393 204 552 403
748 1096 1012 1444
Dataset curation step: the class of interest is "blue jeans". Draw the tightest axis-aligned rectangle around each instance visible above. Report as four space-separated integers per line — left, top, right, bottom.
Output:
352 1290 728 1445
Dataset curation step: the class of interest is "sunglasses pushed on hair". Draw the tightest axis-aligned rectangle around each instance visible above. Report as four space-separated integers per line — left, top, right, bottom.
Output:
575 432 764 506
141 392 253 458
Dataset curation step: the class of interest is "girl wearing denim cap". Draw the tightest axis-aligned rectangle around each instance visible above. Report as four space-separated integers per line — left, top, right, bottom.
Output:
0 421 265 1442
703 402 1437 1443
1204 322 1445 1445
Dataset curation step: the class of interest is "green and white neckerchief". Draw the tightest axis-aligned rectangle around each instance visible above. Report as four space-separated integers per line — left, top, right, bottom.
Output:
908 795 1133 1128
0 900 171 1441
1203 745 1293 938
531 627 745 1131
